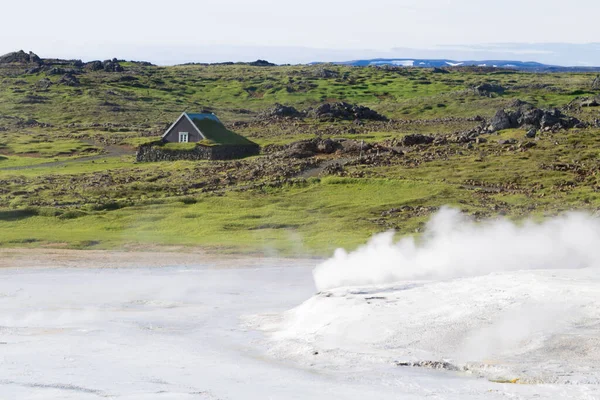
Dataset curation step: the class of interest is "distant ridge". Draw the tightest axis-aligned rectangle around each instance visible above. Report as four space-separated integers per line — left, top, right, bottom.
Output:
313 58 600 72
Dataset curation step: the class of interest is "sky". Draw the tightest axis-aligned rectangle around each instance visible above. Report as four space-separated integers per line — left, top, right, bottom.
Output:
1 0 599 65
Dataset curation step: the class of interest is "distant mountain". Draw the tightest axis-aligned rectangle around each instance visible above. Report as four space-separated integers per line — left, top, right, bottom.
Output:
316 58 600 72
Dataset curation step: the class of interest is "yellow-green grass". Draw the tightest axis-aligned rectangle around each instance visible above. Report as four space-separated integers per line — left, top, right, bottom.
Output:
0 178 457 255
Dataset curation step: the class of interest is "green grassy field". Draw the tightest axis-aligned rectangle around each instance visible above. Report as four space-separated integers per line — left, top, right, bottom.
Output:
1 60 599 255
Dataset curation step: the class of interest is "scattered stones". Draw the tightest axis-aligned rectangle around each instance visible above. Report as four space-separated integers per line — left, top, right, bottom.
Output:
396 361 464 372
498 139 517 145
519 141 537 149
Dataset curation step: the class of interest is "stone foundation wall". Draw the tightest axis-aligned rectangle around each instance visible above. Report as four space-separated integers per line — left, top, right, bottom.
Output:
136 143 260 162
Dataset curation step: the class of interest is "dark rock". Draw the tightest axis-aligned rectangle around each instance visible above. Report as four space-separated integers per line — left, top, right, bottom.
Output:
400 134 434 146
260 103 304 119
35 78 52 90
489 102 582 132
520 141 537 149
0 50 42 64
432 67 450 74
525 128 537 138
308 102 388 121
85 61 104 71
489 109 512 131
103 60 124 72
58 73 80 86
248 60 276 67
316 138 338 154
313 67 339 78
474 83 505 96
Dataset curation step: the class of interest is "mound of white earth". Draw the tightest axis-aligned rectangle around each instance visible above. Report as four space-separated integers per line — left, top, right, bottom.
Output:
250 268 600 385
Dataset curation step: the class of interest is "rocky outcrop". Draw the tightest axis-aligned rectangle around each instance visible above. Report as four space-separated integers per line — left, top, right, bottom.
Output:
260 103 303 119
84 59 124 72
489 109 512 131
474 83 505 96
400 134 435 146
488 101 583 132
592 75 600 90
35 78 52 90
136 143 260 162
58 73 80 86
84 61 104 71
307 102 388 121
103 59 124 72
248 60 276 67
0 50 42 64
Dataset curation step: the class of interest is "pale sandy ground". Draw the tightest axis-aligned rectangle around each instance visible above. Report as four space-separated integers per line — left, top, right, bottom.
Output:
0 247 320 269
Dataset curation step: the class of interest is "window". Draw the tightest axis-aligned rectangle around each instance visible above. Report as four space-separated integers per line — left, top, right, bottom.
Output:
179 132 189 143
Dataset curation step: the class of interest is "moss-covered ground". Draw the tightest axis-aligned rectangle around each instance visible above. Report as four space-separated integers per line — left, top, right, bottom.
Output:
1 61 599 255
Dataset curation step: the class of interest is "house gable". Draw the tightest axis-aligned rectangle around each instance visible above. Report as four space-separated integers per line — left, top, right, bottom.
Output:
162 113 206 143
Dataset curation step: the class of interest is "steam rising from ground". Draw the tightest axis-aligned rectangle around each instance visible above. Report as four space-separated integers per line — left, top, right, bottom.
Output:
314 207 600 291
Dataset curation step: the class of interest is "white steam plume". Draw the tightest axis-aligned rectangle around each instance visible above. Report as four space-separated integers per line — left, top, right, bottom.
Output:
314 207 600 291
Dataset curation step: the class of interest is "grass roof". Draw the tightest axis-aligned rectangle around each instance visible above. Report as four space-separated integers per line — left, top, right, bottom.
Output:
189 116 257 146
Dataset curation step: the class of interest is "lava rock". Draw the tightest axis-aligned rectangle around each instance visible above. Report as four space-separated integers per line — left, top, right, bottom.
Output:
400 134 434 146
248 60 276 67
474 83 505 96
308 102 388 121
260 103 304 119
525 128 537 138
35 78 52 90
0 50 42 64
58 73 80 86
489 109 512 131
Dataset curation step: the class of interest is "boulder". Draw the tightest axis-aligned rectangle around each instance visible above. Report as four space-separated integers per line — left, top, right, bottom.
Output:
489 109 512 131
525 128 537 138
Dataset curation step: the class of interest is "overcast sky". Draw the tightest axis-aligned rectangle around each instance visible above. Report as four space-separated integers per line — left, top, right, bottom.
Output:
2 0 599 65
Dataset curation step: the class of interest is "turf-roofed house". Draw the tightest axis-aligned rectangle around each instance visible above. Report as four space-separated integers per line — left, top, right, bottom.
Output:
136 112 260 162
